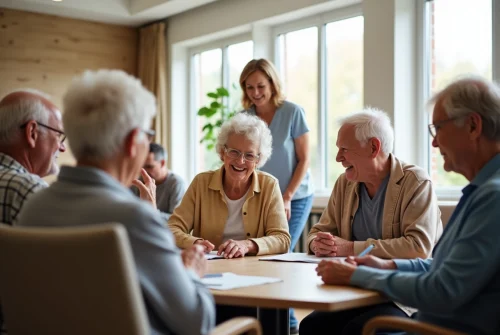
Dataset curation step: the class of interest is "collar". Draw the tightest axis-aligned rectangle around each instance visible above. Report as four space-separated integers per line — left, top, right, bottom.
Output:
469 153 500 188
0 153 29 174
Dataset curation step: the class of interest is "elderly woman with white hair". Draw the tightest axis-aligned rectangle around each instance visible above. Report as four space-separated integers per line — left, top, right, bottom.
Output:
17 69 216 335
168 112 291 258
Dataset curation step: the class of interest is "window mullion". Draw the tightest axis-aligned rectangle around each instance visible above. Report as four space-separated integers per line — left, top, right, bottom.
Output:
318 23 328 190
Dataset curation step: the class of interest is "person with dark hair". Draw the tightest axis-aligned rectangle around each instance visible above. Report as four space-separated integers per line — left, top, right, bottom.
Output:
132 142 187 221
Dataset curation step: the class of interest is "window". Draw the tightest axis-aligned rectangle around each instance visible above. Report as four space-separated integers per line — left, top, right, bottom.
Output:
424 0 492 191
276 12 364 191
191 40 254 173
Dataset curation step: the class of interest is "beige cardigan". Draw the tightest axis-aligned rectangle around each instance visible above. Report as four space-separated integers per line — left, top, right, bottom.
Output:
168 167 291 255
307 154 442 259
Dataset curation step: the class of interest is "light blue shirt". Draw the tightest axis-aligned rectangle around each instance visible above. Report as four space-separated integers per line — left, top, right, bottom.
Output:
350 154 500 335
244 100 314 200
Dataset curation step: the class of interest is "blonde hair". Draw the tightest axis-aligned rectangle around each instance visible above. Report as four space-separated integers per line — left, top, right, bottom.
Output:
239 59 285 110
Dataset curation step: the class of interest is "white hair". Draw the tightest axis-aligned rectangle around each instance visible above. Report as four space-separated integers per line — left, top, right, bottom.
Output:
0 89 52 145
62 69 156 161
216 112 272 168
337 107 394 154
429 75 500 141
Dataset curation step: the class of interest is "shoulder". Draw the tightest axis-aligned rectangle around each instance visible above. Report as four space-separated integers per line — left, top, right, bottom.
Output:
278 100 305 114
1 170 48 192
397 158 432 184
256 170 279 185
168 172 186 185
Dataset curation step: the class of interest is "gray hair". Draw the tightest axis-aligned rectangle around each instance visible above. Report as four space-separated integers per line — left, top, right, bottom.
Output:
429 76 500 141
216 112 272 168
0 89 52 145
62 69 156 161
337 107 394 154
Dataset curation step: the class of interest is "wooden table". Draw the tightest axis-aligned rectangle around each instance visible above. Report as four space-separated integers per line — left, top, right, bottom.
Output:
207 256 386 335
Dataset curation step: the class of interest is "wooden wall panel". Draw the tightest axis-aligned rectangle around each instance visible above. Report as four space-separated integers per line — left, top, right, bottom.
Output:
0 8 138 173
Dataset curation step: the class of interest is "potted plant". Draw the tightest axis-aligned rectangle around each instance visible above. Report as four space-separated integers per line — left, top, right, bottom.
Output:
197 86 238 150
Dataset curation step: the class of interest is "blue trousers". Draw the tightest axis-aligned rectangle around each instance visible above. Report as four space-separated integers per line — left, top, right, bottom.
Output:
288 194 314 329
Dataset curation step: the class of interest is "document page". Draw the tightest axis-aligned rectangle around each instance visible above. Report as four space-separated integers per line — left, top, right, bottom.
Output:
204 251 224 260
201 272 282 290
259 253 345 263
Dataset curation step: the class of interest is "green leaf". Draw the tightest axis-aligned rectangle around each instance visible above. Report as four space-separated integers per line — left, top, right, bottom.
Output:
206 109 217 118
210 101 221 109
207 92 218 99
197 107 211 116
207 143 215 150
202 124 213 131
216 87 229 97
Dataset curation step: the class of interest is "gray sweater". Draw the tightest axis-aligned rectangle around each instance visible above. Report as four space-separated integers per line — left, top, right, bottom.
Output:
132 171 186 221
17 166 215 335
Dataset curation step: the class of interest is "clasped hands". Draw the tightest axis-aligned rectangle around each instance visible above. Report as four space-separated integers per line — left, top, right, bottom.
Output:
311 232 354 257
194 239 255 259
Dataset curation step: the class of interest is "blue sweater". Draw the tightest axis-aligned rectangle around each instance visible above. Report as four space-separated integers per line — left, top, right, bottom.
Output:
351 154 500 335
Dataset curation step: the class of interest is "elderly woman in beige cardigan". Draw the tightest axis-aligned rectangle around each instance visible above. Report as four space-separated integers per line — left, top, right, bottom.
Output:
168 113 290 258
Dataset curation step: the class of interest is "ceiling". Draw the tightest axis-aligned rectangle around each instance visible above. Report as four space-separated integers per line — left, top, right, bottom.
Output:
0 0 219 26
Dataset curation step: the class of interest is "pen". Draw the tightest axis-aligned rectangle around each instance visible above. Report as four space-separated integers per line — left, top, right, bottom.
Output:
203 273 223 278
358 244 375 257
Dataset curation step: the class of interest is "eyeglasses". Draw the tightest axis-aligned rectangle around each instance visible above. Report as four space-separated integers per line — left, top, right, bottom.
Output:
141 129 156 142
428 116 464 138
224 145 260 162
20 121 66 144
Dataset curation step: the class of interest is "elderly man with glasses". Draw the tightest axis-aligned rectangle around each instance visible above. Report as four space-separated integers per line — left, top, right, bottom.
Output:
0 89 66 226
305 77 500 335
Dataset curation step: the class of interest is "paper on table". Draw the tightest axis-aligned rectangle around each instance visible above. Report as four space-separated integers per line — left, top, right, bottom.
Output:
259 252 345 263
201 272 282 290
204 251 224 260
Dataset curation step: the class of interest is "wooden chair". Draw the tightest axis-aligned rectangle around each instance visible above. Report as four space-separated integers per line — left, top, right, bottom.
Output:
362 316 466 335
0 224 261 335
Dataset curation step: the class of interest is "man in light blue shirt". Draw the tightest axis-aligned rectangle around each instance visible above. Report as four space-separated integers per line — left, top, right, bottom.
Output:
311 77 500 335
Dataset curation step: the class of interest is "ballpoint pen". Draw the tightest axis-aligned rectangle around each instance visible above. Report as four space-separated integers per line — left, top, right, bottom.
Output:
358 244 375 257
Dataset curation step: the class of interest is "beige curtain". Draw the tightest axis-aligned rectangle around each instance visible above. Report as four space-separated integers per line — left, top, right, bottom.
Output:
137 22 168 151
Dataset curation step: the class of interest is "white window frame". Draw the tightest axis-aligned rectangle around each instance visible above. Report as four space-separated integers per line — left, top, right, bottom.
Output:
417 0 500 201
188 33 253 176
272 4 363 194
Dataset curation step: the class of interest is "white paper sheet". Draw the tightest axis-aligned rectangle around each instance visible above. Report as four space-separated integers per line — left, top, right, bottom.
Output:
259 253 345 263
201 272 282 290
204 251 224 260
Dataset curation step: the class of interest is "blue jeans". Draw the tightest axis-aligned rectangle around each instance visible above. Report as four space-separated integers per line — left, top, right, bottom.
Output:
288 194 314 329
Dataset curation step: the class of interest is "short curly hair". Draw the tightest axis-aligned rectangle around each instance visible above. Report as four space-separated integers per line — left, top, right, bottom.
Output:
216 112 272 168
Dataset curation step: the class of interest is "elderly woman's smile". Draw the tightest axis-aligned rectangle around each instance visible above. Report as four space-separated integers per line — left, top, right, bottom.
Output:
223 133 260 188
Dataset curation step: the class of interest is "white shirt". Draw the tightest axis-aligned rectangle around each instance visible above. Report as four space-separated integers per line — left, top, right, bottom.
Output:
222 191 248 242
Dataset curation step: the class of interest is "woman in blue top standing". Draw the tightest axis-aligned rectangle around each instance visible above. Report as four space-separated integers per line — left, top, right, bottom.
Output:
239 58 314 334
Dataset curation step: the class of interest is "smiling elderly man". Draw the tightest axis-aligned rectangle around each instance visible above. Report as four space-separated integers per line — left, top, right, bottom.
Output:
300 107 443 335
307 107 442 259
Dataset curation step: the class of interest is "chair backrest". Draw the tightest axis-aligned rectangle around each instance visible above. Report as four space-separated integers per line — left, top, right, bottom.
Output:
0 223 149 335
439 202 456 227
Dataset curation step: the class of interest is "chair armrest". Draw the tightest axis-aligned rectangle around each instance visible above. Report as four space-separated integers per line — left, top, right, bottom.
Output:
210 317 262 335
362 316 467 335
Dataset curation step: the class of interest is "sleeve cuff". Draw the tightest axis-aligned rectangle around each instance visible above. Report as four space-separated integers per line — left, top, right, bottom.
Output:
393 259 414 271
353 241 368 255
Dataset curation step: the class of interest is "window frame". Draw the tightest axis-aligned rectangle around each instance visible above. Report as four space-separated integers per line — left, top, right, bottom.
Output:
418 0 500 201
188 33 253 175
272 4 363 194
